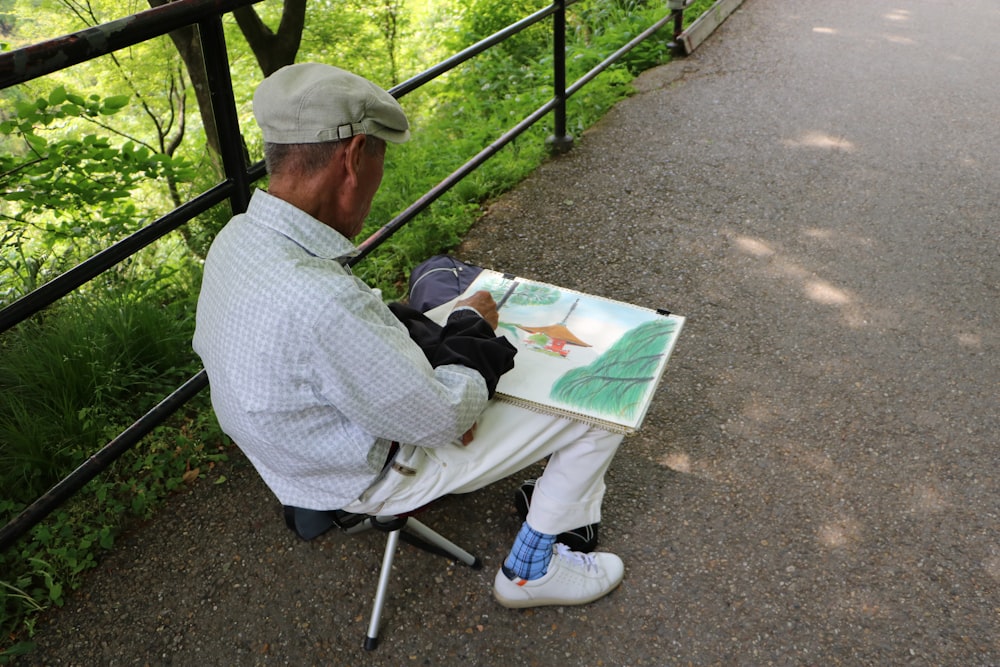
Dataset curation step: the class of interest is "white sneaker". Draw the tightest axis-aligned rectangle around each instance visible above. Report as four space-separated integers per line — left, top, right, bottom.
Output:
493 543 625 608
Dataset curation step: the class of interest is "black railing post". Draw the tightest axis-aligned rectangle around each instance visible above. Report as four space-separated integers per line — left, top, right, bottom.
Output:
546 0 574 154
199 15 252 214
667 0 690 56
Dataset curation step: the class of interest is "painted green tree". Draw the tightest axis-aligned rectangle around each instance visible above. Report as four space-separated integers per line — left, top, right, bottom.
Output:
483 279 561 308
550 318 676 419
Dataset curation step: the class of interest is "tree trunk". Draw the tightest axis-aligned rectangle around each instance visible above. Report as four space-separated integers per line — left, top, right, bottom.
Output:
146 0 308 166
233 0 307 76
147 0 221 166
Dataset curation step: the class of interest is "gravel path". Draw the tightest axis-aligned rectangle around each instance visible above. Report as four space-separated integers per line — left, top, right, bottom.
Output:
19 0 998 664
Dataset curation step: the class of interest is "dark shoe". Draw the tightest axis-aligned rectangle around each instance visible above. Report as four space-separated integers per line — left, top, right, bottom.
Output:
513 480 600 553
283 506 368 540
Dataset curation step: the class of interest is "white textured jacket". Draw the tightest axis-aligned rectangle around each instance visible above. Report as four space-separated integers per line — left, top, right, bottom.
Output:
193 190 494 510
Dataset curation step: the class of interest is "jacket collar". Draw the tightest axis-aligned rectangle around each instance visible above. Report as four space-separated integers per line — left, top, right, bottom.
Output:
246 189 355 261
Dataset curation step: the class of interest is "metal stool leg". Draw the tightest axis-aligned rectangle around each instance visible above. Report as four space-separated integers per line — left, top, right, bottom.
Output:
362 515 481 650
403 518 481 568
284 507 479 650
364 527 401 651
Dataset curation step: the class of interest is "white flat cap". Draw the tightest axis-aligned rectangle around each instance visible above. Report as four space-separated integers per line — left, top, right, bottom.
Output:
253 63 409 145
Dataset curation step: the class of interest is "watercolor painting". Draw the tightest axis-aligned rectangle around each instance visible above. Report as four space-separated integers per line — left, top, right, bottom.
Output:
465 270 685 433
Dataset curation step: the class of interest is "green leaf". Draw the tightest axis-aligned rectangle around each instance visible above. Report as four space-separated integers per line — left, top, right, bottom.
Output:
4 190 34 202
101 94 130 111
101 533 115 549
99 530 114 550
24 134 47 152
0 641 38 659
48 86 68 105
14 100 37 118
33 524 52 546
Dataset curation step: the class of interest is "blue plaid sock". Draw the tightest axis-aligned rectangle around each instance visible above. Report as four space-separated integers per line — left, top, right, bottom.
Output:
502 522 557 581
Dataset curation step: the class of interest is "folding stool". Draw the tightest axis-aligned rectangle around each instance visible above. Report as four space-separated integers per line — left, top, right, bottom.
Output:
284 506 481 650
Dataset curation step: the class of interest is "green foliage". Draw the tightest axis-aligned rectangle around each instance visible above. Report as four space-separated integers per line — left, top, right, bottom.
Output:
0 258 229 642
0 86 195 304
1 264 196 499
0 416 229 645
0 0 15 41
571 0 674 75
685 0 720 28
293 0 414 87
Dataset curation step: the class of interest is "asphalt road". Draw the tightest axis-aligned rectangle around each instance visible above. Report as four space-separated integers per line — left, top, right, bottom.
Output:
19 0 998 664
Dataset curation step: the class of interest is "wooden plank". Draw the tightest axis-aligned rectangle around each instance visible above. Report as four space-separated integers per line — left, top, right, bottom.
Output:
680 0 747 55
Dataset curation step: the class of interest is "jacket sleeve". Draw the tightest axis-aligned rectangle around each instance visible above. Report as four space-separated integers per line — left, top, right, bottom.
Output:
388 302 516 397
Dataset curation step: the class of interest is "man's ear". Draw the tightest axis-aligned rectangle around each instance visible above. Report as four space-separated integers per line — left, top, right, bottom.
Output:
339 134 367 187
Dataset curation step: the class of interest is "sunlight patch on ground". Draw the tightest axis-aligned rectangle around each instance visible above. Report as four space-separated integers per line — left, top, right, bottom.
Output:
812 27 837 35
734 236 774 257
838 589 887 622
985 554 1000 583
802 227 834 240
818 517 862 549
740 397 779 424
655 451 724 484
804 279 853 306
883 34 916 46
658 452 692 473
911 482 949 514
791 446 836 475
782 131 856 152
732 235 868 327
885 9 911 22
956 332 982 349
771 256 809 281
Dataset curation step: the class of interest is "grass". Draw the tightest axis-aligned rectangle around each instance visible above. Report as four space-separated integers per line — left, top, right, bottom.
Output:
0 251 230 652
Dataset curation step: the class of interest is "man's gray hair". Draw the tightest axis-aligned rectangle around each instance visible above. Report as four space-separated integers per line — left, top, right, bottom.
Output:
263 136 386 176
264 141 339 176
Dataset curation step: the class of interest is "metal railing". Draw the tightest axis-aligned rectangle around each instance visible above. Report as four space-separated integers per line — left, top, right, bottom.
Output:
0 0 689 552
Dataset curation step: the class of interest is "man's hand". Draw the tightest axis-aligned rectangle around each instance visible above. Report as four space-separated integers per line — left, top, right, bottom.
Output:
461 422 477 446
456 290 499 329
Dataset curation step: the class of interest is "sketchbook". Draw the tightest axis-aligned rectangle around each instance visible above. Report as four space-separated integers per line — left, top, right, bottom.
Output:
427 269 684 434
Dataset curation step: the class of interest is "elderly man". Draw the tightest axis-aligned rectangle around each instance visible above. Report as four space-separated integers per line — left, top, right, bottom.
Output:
193 63 625 608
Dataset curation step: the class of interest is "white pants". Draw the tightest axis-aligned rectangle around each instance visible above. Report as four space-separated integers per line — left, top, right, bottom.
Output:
343 401 622 535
